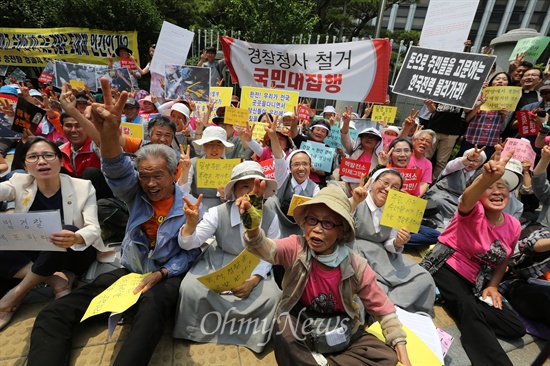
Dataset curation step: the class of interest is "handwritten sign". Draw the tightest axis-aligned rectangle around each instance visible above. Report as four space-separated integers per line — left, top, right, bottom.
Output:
196 158 240 188
380 189 427 233
509 36 550 63
382 134 398 149
194 87 233 124
241 86 299 123
480 86 522 111
395 168 422 195
0 211 64 251
324 125 359 149
197 249 261 292
81 272 150 322
371 105 397 123
339 158 371 179
516 111 539 137
502 138 536 170
120 121 144 140
259 158 275 179
301 141 335 173
251 122 268 141
224 107 250 126
287 194 312 217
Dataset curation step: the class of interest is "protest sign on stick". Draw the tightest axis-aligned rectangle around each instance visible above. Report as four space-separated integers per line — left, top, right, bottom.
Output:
150 21 194 75
392 46 495 109
164 65 210 102
371 105 397 123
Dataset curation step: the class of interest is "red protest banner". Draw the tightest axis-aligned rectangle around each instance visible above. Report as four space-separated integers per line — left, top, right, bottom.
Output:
395 168 422 195
339 158 371 179
120 58 137 71
516 110 539 136
259 158 275 180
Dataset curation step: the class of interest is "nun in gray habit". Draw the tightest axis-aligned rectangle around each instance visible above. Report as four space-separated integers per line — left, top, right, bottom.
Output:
350 168 436 314
173 161 281 352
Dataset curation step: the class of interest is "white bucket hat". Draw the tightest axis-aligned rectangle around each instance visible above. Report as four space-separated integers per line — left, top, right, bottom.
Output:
223 161 278 201
192 126 234 155
322 106 336 114
163 103 190 123
380 126 400 136
501 158 523 192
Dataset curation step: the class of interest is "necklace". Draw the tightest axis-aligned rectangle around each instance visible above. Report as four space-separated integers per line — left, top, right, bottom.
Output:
489 214 503 230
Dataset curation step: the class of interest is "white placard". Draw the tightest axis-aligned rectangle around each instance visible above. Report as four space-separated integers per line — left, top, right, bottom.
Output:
0 210 64 251
150 21 194 75
419 0 480 52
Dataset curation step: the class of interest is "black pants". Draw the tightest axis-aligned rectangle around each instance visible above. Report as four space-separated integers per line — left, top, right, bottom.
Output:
434 264 525 366
29 268 182 366
508 280 550 325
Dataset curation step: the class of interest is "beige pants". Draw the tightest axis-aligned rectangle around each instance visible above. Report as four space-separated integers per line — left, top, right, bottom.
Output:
426 133 459 180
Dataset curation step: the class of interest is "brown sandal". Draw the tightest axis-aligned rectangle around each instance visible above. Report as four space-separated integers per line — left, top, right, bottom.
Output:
0 306 18 331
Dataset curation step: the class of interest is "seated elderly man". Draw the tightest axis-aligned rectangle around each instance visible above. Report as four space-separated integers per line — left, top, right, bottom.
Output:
28 79 200 366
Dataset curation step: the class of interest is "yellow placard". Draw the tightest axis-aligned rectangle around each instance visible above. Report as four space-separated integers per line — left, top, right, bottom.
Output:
195 87 233 123
69 79 85 90
367 324 442 366
0 27 139 67
81 272 150 322
197 249 261 293
480 86 522 111
241 86 299 123
380 190 427 233
287 194 312 217
196 158 240 188
370 105 397 123
120 121 144 140
224 107 250 126
251 122 268 141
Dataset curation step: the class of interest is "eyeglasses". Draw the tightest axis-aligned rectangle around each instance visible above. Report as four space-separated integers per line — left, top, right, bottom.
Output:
523 73 540 78
291 162 310 168
304 216 342 230
25 152 57 163
393 148 411 155
376 179 401 191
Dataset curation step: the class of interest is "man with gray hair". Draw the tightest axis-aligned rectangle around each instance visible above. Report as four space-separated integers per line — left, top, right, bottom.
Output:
28 78 201 366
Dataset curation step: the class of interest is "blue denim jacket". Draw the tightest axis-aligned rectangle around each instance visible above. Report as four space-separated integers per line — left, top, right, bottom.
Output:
102 153 200 277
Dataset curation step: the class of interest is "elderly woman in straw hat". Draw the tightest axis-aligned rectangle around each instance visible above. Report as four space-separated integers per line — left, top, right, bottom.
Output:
178 125 235 210
238 182 411 366
350 168 436 314
173 161 281 352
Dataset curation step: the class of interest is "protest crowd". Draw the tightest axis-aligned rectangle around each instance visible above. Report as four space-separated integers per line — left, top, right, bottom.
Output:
0 22 549 366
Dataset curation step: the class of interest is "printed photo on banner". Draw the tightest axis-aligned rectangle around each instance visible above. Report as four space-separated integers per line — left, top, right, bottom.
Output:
96 67 133 92
54 61 103 91
0 27 139 67
301 141 335 173
0 92 18 137
392 46 495 109
221 37 390 103
502 138 536 170
480 86 522 111
509 36 550 63
164 65 210 102
0 65 8 77
380 190 427 233
240 86 299 122
12 96 45 135
9 68 26 82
